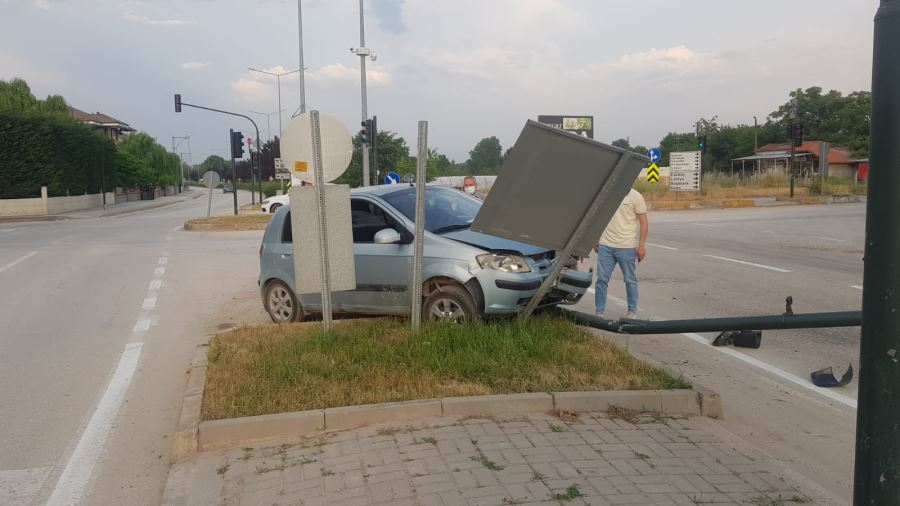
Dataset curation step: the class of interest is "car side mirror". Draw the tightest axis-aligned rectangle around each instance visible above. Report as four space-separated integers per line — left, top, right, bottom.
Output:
374 228 402 244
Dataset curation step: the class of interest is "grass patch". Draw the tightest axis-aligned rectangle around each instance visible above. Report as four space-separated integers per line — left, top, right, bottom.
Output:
201 315 689 420
747 494 810 506
548 422 567 433
471 451 505 471
551 485 583 501
185 214 271 227
634 171 866 202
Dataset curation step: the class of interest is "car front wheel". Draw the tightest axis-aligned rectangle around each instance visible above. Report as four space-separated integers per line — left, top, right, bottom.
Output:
264 280 301 324
423 285 478 324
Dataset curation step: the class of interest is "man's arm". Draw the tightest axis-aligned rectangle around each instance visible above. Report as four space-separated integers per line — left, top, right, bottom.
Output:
637 213 648 262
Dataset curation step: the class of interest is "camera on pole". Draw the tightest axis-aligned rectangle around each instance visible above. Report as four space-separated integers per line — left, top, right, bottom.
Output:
231 130 245 159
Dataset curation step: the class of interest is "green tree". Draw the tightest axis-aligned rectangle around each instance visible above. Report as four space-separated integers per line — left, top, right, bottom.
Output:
335 130 410 186
769 87 871 156
467 136 502 174
0 78 67 115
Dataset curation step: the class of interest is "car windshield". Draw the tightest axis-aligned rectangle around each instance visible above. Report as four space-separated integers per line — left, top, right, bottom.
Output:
381 186 482 234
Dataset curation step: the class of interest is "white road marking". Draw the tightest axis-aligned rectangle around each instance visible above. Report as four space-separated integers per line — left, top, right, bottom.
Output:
681 332 857 409
158 257 168 265
141 297 157 310
0 251 38 274
154 267 166 277
813 236 846 242
148 279 162 291
703 254 791 273
692 223 720 228
132 318 151 333
851 285 863 291
46 342 143 506
0 228 14 233
646 242 678 251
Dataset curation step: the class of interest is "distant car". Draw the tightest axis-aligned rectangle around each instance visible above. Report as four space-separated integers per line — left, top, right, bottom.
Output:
223 183 234 193
257 184 592 324
261 194 289 213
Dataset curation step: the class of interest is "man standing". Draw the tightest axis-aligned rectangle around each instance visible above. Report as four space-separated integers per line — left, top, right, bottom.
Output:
594 188 648 318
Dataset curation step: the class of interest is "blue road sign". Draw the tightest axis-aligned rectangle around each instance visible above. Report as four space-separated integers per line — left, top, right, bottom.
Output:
648 148 662 164
384 172 401 184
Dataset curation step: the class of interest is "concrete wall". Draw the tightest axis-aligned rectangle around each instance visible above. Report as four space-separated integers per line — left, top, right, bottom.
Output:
0 187 115 216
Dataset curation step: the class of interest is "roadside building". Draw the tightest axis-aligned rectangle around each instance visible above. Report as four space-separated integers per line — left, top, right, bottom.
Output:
68 106 135 144
730 141 854 179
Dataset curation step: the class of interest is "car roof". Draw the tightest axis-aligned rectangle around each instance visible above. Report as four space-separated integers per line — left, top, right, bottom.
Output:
350 183 444 197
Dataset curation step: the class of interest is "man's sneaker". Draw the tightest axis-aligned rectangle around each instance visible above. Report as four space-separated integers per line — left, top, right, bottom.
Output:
594 311 604 318
624 311 637 319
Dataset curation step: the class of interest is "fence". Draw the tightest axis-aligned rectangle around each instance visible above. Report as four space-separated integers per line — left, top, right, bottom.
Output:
0 186 116 216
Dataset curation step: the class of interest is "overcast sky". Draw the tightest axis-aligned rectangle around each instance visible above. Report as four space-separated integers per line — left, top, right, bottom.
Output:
1 0 878 164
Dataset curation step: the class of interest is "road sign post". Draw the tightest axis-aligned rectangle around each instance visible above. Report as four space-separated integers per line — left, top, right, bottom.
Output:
202 170 220 218
309 111 334 332
411 121 428 330
669 151 701 192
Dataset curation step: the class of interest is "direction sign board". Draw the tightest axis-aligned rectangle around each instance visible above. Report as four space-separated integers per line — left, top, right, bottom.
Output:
384 172 400 184
647 148 661 164
669 151 701 191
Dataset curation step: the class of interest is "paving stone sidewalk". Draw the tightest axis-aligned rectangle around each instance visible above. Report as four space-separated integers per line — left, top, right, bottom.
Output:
164 411 817 506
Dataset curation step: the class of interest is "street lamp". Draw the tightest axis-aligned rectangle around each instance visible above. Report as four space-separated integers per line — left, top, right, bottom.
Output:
249 110 285 142
247 67 300 141
351 0 378 186
172 135 191 189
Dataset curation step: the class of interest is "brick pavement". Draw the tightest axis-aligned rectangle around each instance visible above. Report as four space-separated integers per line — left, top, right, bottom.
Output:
166 411 817 506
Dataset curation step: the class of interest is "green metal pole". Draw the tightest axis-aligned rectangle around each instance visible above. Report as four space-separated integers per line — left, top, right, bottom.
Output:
854 1 900 503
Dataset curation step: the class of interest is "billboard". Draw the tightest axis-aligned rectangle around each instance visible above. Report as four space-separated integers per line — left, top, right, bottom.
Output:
537 115 594 139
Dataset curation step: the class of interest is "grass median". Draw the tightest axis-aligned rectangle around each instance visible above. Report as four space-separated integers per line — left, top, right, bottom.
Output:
202 315 689 421
184 214 272 231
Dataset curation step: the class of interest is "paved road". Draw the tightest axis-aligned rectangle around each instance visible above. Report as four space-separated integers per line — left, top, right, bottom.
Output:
571 202 865 502
0 189 267 506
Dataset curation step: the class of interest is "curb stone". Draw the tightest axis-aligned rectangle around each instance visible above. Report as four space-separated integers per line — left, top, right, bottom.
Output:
171 345 209 462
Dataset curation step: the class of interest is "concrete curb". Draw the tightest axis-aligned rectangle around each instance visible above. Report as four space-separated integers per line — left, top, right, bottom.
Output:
183 218 271 231
648 194 864 211
171 345 209 462
194 388 713 452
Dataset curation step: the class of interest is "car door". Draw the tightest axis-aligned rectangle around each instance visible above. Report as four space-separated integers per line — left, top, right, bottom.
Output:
337 198 413 313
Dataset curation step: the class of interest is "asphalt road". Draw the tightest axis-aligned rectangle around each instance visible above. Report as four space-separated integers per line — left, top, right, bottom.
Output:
0 197 866 505
0 189 267 506
571 202 866 502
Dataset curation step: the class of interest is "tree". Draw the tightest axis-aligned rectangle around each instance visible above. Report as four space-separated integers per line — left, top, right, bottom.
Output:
0 78 67 115
769 87 871 156
335 130 410 186
467 136 502 174
611 138 630 150
118 133 179 188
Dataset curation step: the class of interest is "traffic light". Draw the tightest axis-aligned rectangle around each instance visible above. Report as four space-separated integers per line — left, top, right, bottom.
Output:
698 135 707 153
174 94 182 113
793 123 804 147
230 130 244 159
360 119 374 145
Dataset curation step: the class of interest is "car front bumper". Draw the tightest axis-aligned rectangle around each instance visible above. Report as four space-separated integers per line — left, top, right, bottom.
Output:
475 266 593 315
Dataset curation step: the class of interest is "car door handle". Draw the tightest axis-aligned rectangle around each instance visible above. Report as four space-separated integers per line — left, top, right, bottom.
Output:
281 253 293 257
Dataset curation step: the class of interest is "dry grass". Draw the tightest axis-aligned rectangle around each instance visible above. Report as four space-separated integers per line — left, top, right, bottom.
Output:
201 316 689 421
634 171 866 202
187 214 272 226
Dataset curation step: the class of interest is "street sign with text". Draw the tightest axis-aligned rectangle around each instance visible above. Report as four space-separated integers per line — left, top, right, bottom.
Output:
669 151 701 191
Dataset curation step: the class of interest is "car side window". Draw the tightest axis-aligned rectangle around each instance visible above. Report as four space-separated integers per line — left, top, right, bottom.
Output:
281 212 292 243
351 199 405 243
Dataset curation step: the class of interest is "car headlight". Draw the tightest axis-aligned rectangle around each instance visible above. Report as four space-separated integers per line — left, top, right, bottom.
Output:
476 253 532 273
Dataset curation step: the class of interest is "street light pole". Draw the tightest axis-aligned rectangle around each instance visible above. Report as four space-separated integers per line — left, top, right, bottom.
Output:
298 0 307 114
172 135 191 189
249 110 284 142
248 67 300 141
351 0 376 186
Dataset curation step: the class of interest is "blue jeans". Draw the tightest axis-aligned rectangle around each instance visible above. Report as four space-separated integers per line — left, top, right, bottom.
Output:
595 245 638 314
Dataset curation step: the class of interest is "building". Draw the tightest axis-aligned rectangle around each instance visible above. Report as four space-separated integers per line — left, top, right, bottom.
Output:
68 106 135 143
730 141 854 179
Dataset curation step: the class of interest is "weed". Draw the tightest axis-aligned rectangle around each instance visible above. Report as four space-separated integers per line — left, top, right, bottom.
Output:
419 436 438 445
470 452 505 471
502 497 527 505
551 485 583 501
551 409 579 422
746 494 810 506
377 425 417 436
548 422 567 433
255 456 315 474
321 468 335 476
607 405 642 424
532 471 546 481
216 464 229 475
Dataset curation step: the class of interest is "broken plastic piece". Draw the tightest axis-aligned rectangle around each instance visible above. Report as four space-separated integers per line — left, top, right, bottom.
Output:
810 364 853 387
712 330 762 348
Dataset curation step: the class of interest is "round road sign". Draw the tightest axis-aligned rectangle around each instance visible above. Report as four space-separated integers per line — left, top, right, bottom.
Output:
280 112 353 185
202 170 221 188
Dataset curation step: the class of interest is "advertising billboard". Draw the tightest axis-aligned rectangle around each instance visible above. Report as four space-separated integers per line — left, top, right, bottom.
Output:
537 115 594 139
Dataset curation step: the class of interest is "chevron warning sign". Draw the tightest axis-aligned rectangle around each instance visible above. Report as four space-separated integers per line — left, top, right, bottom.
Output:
646 163 660 183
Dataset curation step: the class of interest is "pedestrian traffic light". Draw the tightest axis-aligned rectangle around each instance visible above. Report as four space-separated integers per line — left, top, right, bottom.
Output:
230 130 244 159
174 94 182 113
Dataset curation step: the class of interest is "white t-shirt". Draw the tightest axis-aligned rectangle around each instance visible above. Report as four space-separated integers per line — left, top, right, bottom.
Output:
599 189 648 249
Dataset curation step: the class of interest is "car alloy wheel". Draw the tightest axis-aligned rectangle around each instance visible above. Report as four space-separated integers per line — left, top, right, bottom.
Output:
423 284 477 324
266 281 298 323
430 298 466 322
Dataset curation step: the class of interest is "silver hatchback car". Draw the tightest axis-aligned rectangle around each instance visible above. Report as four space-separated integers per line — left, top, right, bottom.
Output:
258 184 592 323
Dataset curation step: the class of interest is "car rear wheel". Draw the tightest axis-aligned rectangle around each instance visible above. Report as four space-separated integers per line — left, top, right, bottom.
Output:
270 203 282 213
423 285 477 324
265 280 301 324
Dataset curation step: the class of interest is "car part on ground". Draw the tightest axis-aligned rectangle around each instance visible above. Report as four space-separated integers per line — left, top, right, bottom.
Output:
811 365 854 387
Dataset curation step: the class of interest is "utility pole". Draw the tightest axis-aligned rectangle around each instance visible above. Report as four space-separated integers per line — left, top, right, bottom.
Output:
753 116 758 151
248 67 300 141
351 0 375 187
172 135 191 190
788 98 798 198
854 1 900 503
298 0 307 115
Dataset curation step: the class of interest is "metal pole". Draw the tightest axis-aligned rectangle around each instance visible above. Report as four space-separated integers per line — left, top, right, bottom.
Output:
789 133 795 198
310 111 333 332
207 176 214 219
277 75 283 141
298 0 307 114
753 116 758 151
521 152 634 319
411 121 428 330
855 1 900 503
230 129 238 215
359 0 369 187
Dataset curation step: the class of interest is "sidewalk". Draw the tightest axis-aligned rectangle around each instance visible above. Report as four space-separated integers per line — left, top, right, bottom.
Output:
0 191 202 222
163 411 824 506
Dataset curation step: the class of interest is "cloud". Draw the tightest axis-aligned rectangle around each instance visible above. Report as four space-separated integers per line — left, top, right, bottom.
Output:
123 10 194 27
181 62 210 71
33 0 49 9
615 45 708 69
372 0 406 34
231 63 392 103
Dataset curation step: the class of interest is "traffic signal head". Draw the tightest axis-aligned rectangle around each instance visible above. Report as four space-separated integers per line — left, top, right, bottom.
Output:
793 124 803 147
360 119 373 145
230 130 245 159
174 94 182 113
698 135 707 153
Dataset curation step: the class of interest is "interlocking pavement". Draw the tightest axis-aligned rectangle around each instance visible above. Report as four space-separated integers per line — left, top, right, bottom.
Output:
164 411 818 506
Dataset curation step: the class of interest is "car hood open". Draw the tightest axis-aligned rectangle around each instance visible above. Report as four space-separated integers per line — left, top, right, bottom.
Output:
442 229 548 256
